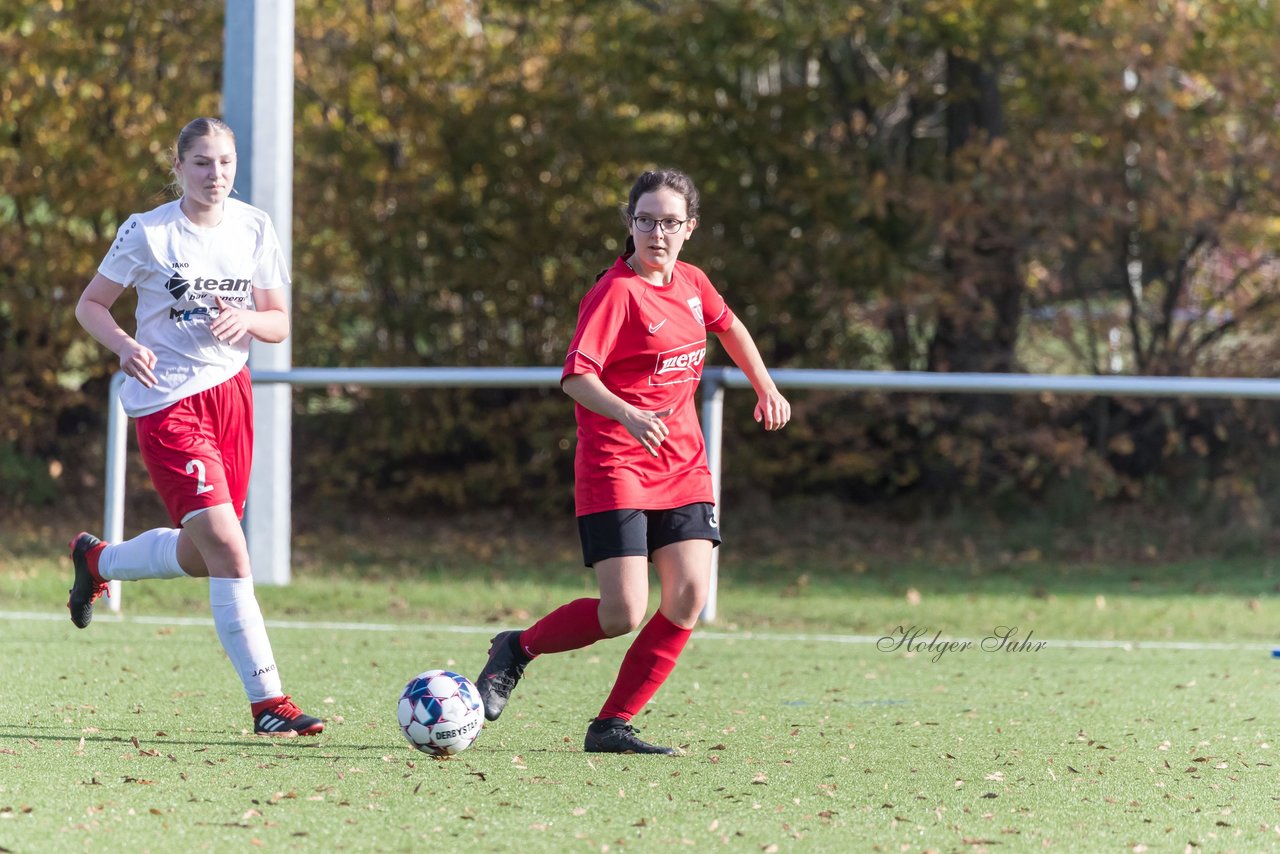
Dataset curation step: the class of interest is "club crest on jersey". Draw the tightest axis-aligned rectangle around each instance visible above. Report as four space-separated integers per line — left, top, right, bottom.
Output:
686 296 704 325
651 341 707 386
166 273 191 300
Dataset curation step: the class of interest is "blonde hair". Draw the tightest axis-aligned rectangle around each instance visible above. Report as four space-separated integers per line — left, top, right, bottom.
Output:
169 117 236 197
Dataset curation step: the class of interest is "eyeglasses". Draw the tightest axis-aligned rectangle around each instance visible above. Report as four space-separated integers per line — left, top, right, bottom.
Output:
631 215 689 234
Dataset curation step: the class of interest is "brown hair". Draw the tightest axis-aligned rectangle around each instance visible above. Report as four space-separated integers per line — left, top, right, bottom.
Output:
625 169 700 221
614 169 700 262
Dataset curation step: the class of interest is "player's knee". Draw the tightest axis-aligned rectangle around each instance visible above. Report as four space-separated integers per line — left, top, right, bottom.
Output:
662 584 707 627
661 599 704 630
598 602 646 637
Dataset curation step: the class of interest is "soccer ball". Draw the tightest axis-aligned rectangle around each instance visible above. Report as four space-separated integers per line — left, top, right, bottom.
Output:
396 670 484 756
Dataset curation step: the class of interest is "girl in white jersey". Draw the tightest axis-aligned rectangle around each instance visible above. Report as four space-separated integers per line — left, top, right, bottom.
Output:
69 117 323 736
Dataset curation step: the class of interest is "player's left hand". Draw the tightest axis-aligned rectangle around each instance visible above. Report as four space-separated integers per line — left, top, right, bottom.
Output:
754 388 791 431
210 296 251 345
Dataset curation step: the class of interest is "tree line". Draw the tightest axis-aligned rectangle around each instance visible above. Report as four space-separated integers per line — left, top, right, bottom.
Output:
3 1 1278 521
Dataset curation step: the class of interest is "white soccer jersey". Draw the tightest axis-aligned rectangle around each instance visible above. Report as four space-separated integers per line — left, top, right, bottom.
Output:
97 198 289 417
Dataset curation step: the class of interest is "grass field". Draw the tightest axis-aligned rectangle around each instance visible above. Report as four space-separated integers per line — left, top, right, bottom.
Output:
2 522 1278 852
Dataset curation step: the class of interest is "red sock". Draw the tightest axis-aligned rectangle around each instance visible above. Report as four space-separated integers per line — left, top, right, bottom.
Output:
86 542 107 584
250 696 285 715
520 598 608 657
597 611 692 722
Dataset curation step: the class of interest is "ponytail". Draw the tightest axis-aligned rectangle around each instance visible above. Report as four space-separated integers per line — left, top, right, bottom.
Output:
597 236 636 281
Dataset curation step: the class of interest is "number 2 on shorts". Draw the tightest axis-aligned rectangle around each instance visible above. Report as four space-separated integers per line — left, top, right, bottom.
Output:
186 459 215 495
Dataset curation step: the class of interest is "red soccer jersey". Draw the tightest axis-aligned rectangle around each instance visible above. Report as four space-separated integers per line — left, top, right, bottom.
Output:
562 257 736 515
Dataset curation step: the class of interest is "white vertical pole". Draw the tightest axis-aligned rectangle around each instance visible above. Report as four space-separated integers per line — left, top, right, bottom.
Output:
699 370 726 623
223 0 294 585
103 373 127 611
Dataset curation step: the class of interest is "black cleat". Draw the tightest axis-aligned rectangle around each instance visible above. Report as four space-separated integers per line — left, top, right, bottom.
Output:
67 532 109 629
476 630 528 721
583 717 676 755
253 696 324 736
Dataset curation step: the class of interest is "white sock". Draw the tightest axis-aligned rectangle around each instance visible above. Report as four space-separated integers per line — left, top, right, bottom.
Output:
98 528 187 581
209 576 283 703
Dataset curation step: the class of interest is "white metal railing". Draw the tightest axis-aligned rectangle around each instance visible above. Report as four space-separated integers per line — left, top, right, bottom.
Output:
103 367 1280 621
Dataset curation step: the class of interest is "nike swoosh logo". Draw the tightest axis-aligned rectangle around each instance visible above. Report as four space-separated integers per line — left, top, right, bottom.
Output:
648 320 666 334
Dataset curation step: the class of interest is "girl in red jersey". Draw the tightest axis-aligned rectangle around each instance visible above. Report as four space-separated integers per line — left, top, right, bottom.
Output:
477 169 790 754
68 117 323 736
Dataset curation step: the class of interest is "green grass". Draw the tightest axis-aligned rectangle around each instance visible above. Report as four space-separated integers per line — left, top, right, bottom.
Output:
2 525 1279 852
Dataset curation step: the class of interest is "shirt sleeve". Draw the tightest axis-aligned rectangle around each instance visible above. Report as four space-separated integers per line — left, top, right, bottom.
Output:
562 279 630 380
253 215 291 289
698 270 735 334
97 216 148 288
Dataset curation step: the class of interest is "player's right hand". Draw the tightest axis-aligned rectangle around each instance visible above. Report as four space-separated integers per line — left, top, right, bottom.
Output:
118 340 158 388
624 407 674 457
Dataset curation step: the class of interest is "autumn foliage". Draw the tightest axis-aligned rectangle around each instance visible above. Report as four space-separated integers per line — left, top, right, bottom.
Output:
3 1 1278 519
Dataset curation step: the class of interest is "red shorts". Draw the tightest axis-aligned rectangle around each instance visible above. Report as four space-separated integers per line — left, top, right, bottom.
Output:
135 367 254 526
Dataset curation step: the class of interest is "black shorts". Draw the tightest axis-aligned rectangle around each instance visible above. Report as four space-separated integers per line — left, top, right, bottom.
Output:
577 503 722 567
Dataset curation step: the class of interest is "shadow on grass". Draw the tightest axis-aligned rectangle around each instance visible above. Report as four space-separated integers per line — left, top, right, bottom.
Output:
0 724 408 760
